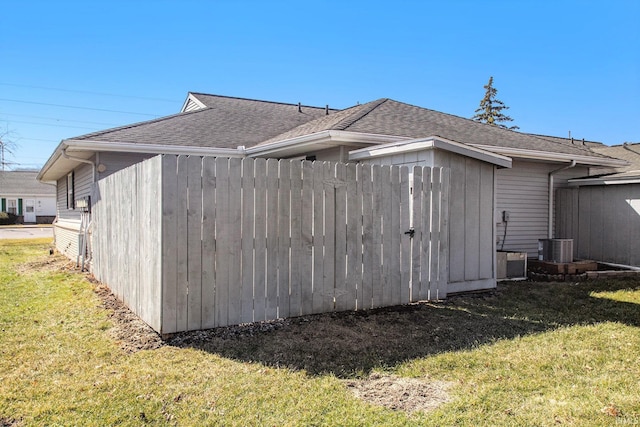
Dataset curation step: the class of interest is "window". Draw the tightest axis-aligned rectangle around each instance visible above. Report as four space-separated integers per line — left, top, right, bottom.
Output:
7 199 17 215
67 172 75 209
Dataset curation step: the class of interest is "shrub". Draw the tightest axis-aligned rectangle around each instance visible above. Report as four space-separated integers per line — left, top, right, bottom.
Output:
0 211 18 225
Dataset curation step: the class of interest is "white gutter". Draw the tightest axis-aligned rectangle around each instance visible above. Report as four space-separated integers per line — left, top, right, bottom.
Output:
548 160 576 239
39 139 246 182
62 147 96 180
349 136 513 168
65 139 245 157
245 130 406 157
568 176 640 186
471 144 629 168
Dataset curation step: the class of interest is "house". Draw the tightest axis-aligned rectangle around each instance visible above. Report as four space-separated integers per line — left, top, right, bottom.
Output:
37 92 628 332
556 142 640 266
0 170 56 224
38 93 626 256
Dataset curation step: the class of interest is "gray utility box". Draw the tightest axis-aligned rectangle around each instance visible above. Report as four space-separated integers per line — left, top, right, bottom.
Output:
538 239 573 263
497 251 528 279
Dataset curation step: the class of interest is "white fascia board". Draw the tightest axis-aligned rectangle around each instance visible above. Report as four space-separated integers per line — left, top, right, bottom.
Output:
349 136 513 168
471 144 630 167
65 139 245 157
568 176 640 186
245 130 406 157
37 141 66 182
38 139 245 182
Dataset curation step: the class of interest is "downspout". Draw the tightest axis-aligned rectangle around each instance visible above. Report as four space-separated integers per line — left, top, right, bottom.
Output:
548 160 576 239
61 148 96 178
61 148 96 270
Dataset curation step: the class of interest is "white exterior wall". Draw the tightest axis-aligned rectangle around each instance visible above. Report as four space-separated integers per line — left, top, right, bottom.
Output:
495 160 589 257
34 196 57 217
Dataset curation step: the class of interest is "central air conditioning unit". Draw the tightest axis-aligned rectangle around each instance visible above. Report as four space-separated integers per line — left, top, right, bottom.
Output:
538 239 574 263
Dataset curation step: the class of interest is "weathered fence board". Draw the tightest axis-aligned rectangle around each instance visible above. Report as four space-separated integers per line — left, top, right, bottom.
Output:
557 185 640 267
92 156 163 332
93 155 450 334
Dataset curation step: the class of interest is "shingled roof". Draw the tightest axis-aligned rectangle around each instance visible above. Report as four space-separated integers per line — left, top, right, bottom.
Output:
40 92 627 184
70 94 335 149
258 98 615 161
588 143 640 178
0 171 56 195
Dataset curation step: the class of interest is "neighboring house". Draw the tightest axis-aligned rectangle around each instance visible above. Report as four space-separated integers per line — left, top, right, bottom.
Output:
556 142 640 266
36 92 629 332
0 170 56 224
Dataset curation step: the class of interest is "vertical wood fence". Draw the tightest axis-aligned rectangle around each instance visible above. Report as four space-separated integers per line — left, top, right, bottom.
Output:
556 185 640 267
92 155 449 334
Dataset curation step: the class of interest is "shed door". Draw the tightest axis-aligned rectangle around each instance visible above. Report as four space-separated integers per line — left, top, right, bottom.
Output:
24 199 36 223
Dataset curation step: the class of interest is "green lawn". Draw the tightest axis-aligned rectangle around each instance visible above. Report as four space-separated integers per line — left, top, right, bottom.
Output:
1 239 639 426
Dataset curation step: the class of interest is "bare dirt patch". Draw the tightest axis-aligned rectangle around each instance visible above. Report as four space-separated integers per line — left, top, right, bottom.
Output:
94 284 164 353
345 373 452 413
17 252 75 274
0 416 23 427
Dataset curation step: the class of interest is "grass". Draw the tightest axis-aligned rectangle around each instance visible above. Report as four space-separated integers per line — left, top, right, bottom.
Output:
1 238 640 425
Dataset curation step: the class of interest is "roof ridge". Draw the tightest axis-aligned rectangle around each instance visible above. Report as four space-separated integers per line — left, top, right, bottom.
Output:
333 98 389 131
189 92 339 112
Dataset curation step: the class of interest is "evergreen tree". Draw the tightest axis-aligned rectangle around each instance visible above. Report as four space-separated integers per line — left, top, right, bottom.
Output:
472 76 519 130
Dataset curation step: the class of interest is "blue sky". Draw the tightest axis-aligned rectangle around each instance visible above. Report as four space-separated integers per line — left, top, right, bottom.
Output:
1 0 638 169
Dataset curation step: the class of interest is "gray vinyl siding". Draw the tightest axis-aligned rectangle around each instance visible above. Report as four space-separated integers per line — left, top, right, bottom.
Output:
54 162 94 259
96 152 155 179
495 160 588 257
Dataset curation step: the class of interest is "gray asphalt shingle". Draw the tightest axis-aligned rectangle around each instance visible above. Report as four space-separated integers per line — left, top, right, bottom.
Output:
261 98 614 160
0 171 56 194
64 93 618 162
71 94 335 149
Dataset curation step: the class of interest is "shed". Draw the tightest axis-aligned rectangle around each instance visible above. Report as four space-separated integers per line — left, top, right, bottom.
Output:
350 136 512 293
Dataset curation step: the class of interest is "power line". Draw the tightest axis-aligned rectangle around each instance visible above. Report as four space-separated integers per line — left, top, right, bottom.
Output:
0 98 160 117
7 120 99 131
13 137 59 143
0 82 178 103
0 112 120 127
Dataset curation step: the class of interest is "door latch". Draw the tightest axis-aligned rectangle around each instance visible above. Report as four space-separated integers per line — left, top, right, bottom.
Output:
404 228 415 238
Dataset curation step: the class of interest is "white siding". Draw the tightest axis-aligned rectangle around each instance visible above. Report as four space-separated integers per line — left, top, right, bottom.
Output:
183 98 203 112
35 196 57 216
496 160 588 257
